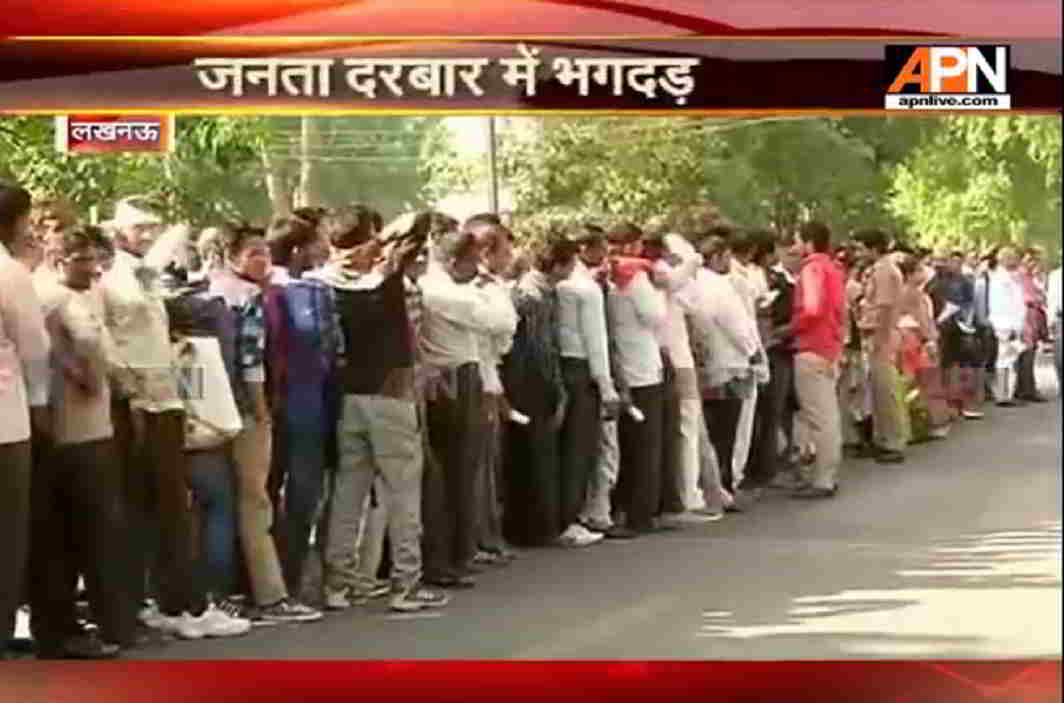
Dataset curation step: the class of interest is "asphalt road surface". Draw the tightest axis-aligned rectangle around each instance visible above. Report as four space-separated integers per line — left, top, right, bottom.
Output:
131 362 1061 660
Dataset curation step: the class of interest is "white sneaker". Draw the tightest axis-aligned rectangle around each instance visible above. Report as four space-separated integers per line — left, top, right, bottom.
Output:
556 524 582 545
570 524 604 547
671 511 720 524
193 605 251 638
157 613 206 640
324 587 352 611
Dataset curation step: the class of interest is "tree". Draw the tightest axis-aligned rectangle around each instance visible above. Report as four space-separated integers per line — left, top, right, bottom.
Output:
887 115 1062 253
0 116 270 225
265 115 440 219
422 116 902 238
0 115 442 226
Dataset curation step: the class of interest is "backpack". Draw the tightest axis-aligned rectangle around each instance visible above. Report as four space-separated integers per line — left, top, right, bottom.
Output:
164 282 245 449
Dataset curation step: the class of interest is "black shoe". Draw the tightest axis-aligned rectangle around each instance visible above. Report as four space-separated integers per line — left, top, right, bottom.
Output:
580 519 612 534
1021 394 1048 404
52 633 120 660
425 573 476 589
857 444 884 459
724 499 748 513
735 488 762 506
792 484 838 499
643 522 679 534
605 526 638 539
257 598 323 624
876 450 905 464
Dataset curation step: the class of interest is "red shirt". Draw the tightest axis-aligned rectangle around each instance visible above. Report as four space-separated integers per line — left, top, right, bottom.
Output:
793 252 845 362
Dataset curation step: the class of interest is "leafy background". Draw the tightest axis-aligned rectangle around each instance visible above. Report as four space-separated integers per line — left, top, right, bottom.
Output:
1 114 1059 256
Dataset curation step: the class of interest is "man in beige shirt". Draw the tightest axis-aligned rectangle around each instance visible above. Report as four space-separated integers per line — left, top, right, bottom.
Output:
30 226 132 658
854 229 907 464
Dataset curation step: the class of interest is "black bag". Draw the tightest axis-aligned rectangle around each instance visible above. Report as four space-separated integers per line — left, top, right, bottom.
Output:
951 317 985 367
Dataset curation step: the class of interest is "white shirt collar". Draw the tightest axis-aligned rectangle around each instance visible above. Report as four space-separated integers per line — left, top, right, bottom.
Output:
271 265 293 285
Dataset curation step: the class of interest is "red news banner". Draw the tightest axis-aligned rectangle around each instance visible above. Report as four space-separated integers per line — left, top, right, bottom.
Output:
1 660 1061 703
57 115 174 153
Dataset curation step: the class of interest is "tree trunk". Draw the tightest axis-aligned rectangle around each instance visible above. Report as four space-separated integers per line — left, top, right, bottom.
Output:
262 144 291 217
296 116 322 208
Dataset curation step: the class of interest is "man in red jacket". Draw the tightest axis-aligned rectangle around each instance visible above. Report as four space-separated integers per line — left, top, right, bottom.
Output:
790 222 845 499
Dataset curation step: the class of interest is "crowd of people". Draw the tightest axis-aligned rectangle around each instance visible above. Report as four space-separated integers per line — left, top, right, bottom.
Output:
0 181 1059 660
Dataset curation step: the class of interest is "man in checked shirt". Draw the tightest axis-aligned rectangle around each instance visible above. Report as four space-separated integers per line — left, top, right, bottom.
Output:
208 223 322 627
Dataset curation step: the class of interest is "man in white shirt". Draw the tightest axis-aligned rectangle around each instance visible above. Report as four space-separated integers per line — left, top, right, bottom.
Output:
687 234 768 505
420 227 517 585
607 224 669 535
464 216 520 561
1048 265 1061 390
0 184 51 661
556 227 620 546
570 227 632 540
645 233 717 524
99 198 206 630
726 231 768 501
988 247 1028 406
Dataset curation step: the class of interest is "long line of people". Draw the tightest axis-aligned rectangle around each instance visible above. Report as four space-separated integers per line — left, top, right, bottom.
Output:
0 182 1058 659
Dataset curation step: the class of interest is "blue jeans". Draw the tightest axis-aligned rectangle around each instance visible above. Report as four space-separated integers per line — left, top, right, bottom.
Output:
185 448 238 601
277 404 328 594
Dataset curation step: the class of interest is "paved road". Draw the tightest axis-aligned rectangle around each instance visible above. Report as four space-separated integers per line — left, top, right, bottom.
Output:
134 365 1061 660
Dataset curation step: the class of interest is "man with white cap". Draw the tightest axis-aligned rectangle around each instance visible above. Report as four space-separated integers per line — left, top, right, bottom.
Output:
101 197 245 639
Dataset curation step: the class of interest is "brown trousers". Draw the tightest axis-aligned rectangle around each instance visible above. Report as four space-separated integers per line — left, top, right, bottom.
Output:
112 401 201 616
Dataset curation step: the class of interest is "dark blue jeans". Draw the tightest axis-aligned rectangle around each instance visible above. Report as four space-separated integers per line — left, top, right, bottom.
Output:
276 402 328 594
185 448 238 601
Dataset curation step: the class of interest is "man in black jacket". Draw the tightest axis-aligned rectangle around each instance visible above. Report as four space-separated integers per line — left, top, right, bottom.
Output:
310 208 450 613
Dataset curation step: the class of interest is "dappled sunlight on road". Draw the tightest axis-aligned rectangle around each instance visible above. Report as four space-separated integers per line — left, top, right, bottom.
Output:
696 522 1062 658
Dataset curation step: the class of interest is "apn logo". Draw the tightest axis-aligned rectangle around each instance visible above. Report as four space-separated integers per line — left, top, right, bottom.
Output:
884 45 1011 110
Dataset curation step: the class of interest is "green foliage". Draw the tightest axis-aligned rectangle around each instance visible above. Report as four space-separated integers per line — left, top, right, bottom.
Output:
421 116 904 240
887 115 1062 253
273 116 438 218
3 114 1058 256
0 116 269 226
0 115 440 226
421 115 1060 255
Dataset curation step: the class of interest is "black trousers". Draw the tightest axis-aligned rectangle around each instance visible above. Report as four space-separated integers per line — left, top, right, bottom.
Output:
112 401 203 616
659 357 685 515
423 363 483 578
703 397 744 494
1015 347 1040 400
558 359 602 533
616 384 665 532
503 405 562 547
29 438 135 650
743 351 794 489
0 440 31 649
